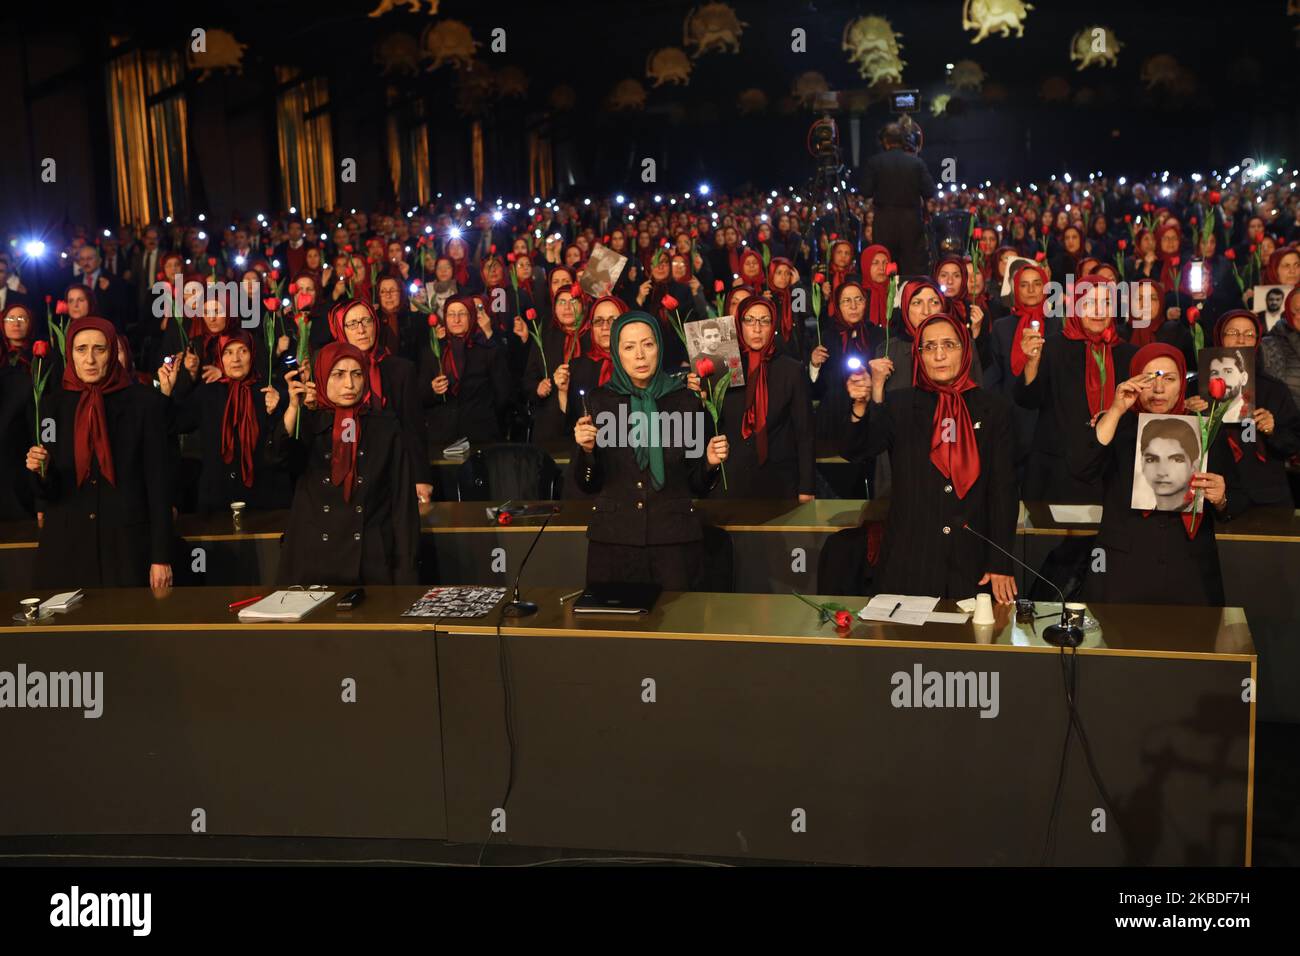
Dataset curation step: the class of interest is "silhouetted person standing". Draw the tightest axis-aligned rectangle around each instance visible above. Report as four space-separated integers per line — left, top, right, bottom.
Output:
861 122 935 277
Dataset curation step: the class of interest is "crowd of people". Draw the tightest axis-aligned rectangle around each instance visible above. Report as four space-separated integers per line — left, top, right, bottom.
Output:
2 167 1299 601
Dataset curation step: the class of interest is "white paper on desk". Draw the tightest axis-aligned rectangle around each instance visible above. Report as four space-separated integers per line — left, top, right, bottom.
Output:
1048 504 1103 523
867 594 940 613
858 606 928 626
238 590 335 622
956 598 978 613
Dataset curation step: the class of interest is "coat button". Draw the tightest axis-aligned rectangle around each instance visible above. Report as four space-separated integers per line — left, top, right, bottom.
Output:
88 513 96 520
321 533 329 541
353 532 361 541
942 526 951 535
636 501 644 509
230 471 237 480
358 450 365 457
636 481 643 489
322 477 330 484
323 505 330 513
355 504 363 513
944 484 953 493
591 505 596 511
356 477 363 485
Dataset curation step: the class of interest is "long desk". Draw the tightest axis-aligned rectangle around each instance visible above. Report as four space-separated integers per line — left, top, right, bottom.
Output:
0 586 1256 865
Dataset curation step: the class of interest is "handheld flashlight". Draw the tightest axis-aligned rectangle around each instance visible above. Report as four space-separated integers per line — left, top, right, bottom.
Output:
579 388 589 418
846 355 864 373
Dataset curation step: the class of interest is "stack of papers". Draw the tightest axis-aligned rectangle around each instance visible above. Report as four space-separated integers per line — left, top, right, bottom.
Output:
442 437 470 457
238 590 335 622
857 594 939 627
1047 504 1103 524
40 590 84 612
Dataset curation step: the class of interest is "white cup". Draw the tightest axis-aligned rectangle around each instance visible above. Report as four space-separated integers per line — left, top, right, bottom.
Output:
972 592 996 626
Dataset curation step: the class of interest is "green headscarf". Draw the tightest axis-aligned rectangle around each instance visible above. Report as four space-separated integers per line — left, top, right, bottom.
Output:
605 311 685 490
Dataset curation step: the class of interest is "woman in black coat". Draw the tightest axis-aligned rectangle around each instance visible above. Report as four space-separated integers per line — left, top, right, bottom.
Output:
158 330 292 514
1071 343 1243 605
571 312 728 590
812 281 884 440
694 294 815 500
767 257 810 363
326 298 433 504
552 295 625 439
525 285 589 444
1184 310 1300 508
25 316 175 589
631 255 693 371
271 342 419 586
420 295 512 448
1015 281 1137 503
832 313 1018 602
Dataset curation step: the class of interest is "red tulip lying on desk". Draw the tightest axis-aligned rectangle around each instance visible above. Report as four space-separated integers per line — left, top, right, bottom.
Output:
792 592 854 631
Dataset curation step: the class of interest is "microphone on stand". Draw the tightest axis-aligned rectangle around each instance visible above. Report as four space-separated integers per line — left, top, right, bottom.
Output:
960 522 1083 647
501 505 560 618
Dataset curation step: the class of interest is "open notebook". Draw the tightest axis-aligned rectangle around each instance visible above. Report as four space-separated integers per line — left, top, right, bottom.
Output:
238 590 335 622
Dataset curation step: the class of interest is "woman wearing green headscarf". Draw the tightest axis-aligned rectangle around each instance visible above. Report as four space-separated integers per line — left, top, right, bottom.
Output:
573 311 729 590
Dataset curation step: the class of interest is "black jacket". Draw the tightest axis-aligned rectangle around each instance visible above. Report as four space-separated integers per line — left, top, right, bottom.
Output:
30 384 174 587
983 311 1064 469
572 387 720 547
418 333 512 448
370 353 432 485
716 354 816 498
268 408 419 586
841 386 1018 598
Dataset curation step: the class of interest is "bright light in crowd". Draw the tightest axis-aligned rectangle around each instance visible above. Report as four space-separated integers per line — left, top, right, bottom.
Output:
450 227 461 239
654 195 662 203
198 213 206 222
616 194 625 204
289 206 296 214
409 283 420 295
425 225 433 234
1160 187 1171 197
493 211 503 222
235 255 246 266
584 198 591 206
198 231 206 240
23 240 45 257
1118 176 1127 185
698 184 710 195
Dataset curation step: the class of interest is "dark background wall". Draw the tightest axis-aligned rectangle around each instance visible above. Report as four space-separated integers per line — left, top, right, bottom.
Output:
1 0 1296 234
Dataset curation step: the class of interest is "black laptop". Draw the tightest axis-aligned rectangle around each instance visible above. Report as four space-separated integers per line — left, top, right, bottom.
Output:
572 583 662 615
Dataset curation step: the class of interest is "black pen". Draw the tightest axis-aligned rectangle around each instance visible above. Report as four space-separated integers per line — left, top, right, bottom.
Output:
888 602 901 618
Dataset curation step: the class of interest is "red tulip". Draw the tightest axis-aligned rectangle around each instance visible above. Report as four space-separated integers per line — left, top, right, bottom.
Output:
525 308 538 320
497 511 513 526
344 267 354 278
43 294 51 304
1249 244 1257 254
714 279 725 293
366 256 377 265
490 244 497 254
263 297 279 311
602 235 610 243
427 314 439 328
32 340 49 358
1101 326 1116 344
1117 239 1128 250
1208 377 1227 400
661 294 679 310
207 257 217 266
1186 305 1200 325
288 282 299 295
507 252 517 263
156 270 165 281
690 229 698 238
1034 251 1046 262
264 247 273 257
1171 257 1180 267
886 263 898 276
412 278 424 288
295 292 313 311
1225 248 1237 261
55 300 68 315
344 244 353 253
1124 214 1132 223
813 272 825 283
570 283 582 298
834 611 852 629
1189 217 1198 227
1209 191 1221 205
270 270 280 281
972 227 983 239
695 357 715 378
830 233 838 241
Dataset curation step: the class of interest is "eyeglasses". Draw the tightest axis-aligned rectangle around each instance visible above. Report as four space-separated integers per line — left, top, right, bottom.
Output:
741 317 773 328
343 318 374 331
1221 329 1257 342
591 318 615 329
919 340 963 354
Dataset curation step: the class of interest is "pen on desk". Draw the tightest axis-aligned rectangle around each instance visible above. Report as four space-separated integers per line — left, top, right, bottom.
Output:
888 602 902 618
559 588 584 605
228 595 265 611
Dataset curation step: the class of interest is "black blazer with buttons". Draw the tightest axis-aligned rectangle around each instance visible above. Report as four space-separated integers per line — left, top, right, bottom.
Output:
841 386 1018 598
571 386 719 547
29 384 175 588
717 354 816 498
167 381 293 515
372 354 432 486
268 408 419 586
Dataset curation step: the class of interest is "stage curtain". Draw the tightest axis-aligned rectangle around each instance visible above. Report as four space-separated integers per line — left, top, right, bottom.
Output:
276 67 336 216
471 120 484 200
106 42 189 227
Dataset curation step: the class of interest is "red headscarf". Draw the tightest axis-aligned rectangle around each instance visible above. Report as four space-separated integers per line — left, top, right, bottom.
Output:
60 316 132 486
738 249 766 292
1062 280 1119 418
444 237 473 286
826 239 854 316
1282 288 1300 332
312 341 371 502
1263 245 1300 285
328 298 389 408
1127 278 1167 348
912 314 980 498
932 255 970 322
585 295 626 387
551 285 585 364
736 295 778 464
831 281 872 355
858 244 892 327
3 302 33 369
898 279 944 343
1154 223 1183 294
480 256 508 293
439 295 477 395
765 257 797 340
1008 264 1048 376
216 330 260 488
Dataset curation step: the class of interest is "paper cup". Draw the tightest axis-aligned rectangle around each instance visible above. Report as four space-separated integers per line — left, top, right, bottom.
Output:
972 592 996 626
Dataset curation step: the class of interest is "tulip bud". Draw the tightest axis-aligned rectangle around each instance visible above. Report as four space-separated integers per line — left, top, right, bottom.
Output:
1208 377 1227 400
526 308 538 320
695 357 715 378
834 611 852 629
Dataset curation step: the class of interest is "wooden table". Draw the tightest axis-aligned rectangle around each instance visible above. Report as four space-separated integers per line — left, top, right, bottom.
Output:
0 586 1256 865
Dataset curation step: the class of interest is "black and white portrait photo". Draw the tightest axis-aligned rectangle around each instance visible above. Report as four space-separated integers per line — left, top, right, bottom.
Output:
578 243 628 299
1131 413 1204 513
684 314 744 385
1251 284 1290 330
1198 347 1254 423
